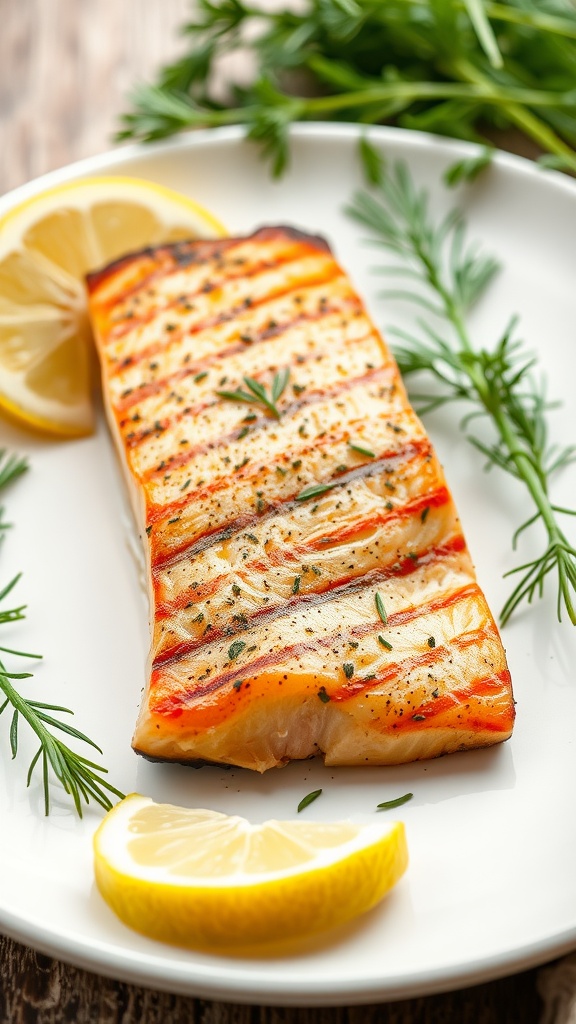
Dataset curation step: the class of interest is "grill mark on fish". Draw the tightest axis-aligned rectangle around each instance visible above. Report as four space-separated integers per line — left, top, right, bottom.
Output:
361 669 514 733
149 438 431 568
107 261 344 374
135 358 386 476
115 296 362 416
154 485 451 618
94 228 330 326
145 367 401 516
331 625 497 703
151 581 481 711
152 522 461 666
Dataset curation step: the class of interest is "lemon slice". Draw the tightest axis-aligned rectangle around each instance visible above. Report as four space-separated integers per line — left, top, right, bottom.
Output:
94 794 408 952
0 176 225 436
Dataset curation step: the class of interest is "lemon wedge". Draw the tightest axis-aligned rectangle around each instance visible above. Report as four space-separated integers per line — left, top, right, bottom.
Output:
93 794 408 952
0 176 225 437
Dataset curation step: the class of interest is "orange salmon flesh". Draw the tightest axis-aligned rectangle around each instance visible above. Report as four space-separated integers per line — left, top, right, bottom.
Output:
86 226 515 771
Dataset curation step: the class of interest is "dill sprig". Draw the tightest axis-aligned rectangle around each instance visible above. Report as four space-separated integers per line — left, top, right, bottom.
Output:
0 452 124 816
116 0 576 177
217 368 290 418
347 144 576 626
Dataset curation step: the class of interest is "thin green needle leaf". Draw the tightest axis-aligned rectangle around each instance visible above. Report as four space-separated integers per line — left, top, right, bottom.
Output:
271 367 290 403
348 441 376 458
218 373 286 419
359 136 385 186
9 710 18 758
377 792 413 811
42 749 50 816
26 746 42 787
32 711 104 751
375 592 388 625
0 645 42 659
0 452 28 491
216 388 255 404
243 376 268 402
26 699 77 712
0 574 23 603
296 482 338 502
297 789 323 812
462 0 503 67
444 147 494 187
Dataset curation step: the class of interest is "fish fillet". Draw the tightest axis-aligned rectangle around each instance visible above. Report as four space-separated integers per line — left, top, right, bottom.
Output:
86 226 515 771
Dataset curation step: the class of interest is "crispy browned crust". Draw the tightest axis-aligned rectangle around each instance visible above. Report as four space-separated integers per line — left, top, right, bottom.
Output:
85 226 330 294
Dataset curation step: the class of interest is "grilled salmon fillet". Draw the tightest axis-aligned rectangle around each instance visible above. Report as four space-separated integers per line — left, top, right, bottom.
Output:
86 225 514 771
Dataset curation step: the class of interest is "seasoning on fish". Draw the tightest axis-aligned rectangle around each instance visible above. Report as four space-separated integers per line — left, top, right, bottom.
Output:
86 226 515 771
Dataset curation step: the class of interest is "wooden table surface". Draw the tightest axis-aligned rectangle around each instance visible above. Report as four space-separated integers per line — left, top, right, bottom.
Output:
0 2 559 1020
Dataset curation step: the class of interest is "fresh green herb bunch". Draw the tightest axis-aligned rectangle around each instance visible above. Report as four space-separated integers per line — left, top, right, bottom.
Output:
347 143 576 626
117 0 576 176
0 452 124 816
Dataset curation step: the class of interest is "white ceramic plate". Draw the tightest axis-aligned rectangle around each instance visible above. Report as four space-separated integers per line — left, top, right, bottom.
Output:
0 124 575 1006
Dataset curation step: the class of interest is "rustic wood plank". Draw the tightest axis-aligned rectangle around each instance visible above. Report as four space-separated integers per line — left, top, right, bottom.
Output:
0 933 544 1023
0 0 190 193
0 1 553 1020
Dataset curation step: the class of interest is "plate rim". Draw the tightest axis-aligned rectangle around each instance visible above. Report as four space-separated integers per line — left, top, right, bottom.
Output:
2 121 575 213
2 898 576 1006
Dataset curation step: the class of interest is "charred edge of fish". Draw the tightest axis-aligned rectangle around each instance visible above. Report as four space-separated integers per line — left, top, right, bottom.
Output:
131 748 238 769
85 226 331 295
85 237 236 294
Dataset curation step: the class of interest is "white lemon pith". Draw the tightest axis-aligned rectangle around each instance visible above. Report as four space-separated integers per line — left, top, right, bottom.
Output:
0 177 225 436
94 794 409 952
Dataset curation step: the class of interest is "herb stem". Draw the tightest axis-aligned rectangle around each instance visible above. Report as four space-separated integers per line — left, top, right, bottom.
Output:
451 56 576 171
484 1 576 40
136 81 576 131
117 2 576 176
348 152 576 625
0 451 124 816
413 214 575 623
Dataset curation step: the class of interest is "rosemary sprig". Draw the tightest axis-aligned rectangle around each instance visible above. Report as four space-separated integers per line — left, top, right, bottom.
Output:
0 655 124 817
0 452 124 816
217 369 289 419
116 0 576 177
347 145 576 625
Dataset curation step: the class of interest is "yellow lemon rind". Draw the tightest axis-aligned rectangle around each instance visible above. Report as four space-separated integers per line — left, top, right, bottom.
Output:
0 175 227 242
93 796 408 952
0 176 226 437
0 389 93 438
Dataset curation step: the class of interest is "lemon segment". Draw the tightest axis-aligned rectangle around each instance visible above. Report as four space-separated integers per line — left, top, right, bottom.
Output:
94 794 408 952
0 177 225 436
